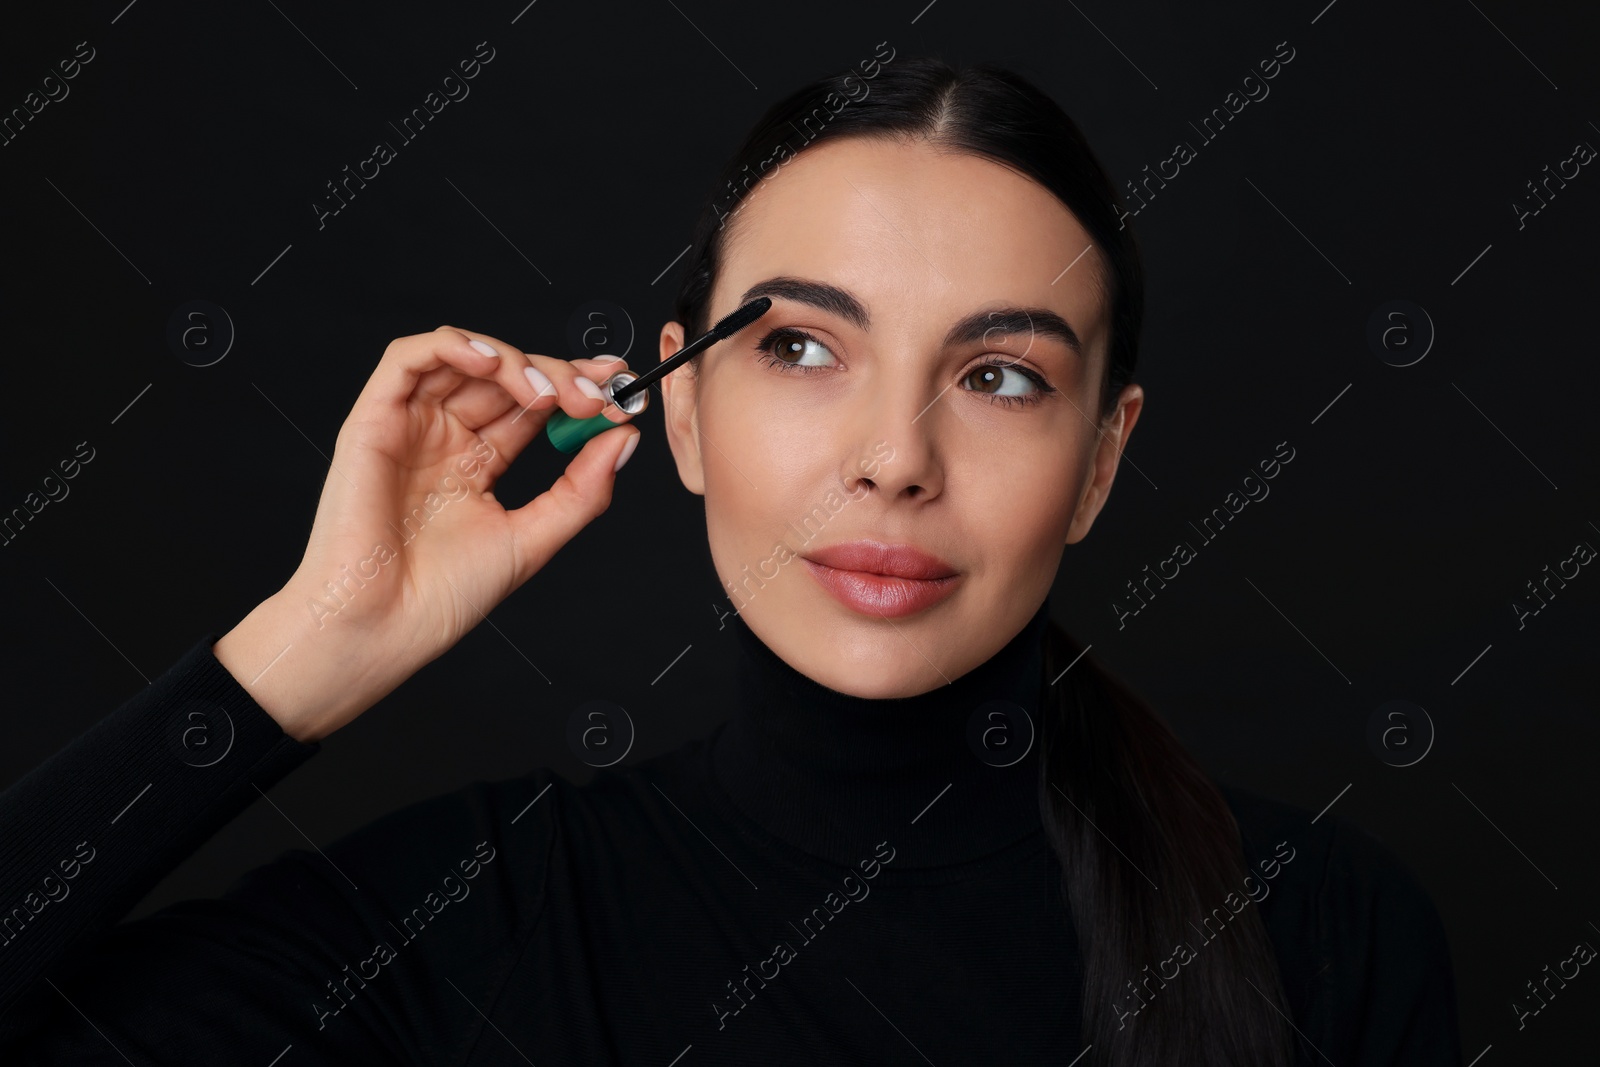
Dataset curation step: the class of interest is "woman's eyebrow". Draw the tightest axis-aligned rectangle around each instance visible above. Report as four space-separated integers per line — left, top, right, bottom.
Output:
740 277 870 330
949 307 1081 357
737 276 1082 356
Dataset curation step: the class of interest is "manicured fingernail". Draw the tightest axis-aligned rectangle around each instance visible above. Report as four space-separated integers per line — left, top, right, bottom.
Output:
575 377 605 401
590 355 622 363
523 365 557 398
469 339 498 358
613 432 640 472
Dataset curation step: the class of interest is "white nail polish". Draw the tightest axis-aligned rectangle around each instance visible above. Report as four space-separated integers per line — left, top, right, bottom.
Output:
575 377 605 401
590 355 622 363
613 433 640 472
524 365 557 398
469 339 498 357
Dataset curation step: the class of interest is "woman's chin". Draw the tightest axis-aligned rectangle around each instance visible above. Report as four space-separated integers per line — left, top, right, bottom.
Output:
757 615 956 699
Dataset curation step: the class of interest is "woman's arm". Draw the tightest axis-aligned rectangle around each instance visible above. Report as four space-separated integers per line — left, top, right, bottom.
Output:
1222 784 1463 1064
1318 819 1464 1066
0 326 637 1060
0 634 554 1062
0 630 321 1033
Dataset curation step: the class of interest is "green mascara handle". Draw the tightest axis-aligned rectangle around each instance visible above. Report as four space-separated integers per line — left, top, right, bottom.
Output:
545 370 649 454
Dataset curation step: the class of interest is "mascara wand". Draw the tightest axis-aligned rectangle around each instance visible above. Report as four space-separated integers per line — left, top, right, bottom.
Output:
545 297 772 454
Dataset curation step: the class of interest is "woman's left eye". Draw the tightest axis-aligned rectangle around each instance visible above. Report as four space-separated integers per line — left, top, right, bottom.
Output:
754 328 1054 408
963 362 1053 407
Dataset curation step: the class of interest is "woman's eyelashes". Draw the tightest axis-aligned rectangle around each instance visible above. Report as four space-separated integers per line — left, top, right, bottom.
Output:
752 326 1057 408
755 327 837 372
965 360 1056 407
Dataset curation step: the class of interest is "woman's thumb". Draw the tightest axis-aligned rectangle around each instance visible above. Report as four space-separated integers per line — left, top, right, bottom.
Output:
506 426 640 582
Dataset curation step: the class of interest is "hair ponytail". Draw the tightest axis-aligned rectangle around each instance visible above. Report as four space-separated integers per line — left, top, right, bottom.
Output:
1041 620 1296 1064
674 53 1299 1064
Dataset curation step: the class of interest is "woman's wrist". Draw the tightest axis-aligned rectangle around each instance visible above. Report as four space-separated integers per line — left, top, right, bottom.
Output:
212 589 389 744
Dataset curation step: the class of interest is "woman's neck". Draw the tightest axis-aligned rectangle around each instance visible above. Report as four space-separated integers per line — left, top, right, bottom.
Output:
707 599 1053 869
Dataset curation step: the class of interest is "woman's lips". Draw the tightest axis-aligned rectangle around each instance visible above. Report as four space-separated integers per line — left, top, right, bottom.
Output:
802 559 961 618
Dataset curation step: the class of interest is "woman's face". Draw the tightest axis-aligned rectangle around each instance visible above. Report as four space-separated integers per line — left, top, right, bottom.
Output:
660 135 1143 698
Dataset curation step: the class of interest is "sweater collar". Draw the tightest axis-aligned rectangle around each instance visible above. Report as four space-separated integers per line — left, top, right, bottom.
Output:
707 599 1053 869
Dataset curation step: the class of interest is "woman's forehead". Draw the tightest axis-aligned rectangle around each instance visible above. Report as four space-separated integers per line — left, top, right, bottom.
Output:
715 136 1110 353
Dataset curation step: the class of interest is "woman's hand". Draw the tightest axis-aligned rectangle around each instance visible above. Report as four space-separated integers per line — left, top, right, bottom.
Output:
214 327 641 743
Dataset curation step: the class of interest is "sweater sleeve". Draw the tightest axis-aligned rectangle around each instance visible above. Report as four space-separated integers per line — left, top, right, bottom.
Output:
0 632 559 1066
0 631 320 1031
1316 818 1464 1066
1221 784 1463 1066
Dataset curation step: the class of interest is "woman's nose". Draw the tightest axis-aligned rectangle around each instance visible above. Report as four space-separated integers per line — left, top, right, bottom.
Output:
840 381 944 501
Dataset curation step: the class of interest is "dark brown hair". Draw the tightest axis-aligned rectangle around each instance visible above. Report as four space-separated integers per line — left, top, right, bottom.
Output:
670 54 1296 1065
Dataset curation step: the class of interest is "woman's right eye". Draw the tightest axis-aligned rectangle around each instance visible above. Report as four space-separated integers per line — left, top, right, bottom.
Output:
754 327 838 373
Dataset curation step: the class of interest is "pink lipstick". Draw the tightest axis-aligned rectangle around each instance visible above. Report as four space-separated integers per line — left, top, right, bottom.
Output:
802 540 961 618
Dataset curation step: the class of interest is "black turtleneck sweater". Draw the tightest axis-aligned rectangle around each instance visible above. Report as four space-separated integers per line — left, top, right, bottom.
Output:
0 601 1460 1064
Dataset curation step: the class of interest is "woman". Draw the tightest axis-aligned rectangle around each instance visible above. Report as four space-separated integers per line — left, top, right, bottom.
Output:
0 55 1459 1064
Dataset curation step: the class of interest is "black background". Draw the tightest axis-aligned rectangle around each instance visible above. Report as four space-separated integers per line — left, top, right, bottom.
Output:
2 0 1596 1059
